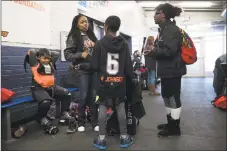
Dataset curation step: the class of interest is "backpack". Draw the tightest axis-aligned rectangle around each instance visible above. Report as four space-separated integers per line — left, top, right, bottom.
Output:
1 88 16 103
211 71 227 110
211 95 227 110
179 28 197 65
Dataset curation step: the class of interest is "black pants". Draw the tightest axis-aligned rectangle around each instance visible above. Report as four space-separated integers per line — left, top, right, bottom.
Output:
78 72 98 127
31 85 71 120
213 58 225 96
161 77 182 109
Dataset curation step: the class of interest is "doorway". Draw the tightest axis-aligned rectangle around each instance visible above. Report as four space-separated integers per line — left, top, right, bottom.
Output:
204 35 225 77
120 32 132 54
79 13 104 40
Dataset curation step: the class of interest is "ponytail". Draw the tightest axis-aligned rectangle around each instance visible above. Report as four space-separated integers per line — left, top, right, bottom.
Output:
155 3 182 20
173 6 182 17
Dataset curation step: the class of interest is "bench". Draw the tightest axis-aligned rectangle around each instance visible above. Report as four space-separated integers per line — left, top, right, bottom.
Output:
1 87 79 142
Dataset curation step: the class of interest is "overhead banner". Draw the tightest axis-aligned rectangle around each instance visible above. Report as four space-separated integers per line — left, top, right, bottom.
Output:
2 1 51 46
78 0 109 11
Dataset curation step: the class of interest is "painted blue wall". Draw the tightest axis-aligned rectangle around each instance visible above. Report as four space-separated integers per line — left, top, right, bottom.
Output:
1 45 71 99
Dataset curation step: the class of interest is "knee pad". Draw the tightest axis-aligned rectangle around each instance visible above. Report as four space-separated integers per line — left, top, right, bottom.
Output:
38 100 52 115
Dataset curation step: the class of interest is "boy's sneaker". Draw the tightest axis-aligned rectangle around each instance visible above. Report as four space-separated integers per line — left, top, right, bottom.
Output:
93 125 99 132
92 136 107 150
120 135 134 148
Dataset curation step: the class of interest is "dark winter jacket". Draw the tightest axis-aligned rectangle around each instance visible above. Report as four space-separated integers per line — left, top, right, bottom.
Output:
146 20 186 78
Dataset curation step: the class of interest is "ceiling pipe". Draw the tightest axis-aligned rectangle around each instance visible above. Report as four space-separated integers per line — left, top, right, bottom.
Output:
145 9 222 12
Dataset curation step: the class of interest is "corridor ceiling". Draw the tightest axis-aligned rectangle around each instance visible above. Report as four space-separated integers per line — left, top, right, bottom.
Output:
136 0 226 12
136 0 226 32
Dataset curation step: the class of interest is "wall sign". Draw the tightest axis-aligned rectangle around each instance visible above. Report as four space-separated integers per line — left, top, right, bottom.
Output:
78 0 108 9
13 0 45 12
2 1 50 45
78 1 87 8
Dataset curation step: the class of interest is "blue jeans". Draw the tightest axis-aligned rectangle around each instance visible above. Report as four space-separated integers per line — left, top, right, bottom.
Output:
78 72 98 127
147 69 156 85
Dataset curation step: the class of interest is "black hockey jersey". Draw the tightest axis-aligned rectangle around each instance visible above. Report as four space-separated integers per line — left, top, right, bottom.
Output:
90 35 133 99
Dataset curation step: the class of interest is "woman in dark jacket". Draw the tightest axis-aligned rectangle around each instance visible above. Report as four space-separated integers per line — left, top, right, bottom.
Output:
213 54 226 96
144 3 186 137
64 14 99 132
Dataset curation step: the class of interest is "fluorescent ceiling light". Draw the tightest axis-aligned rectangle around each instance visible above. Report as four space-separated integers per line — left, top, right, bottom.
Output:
138 2 164 7
221 8 226 18
138 1 213 8
178 2 213 8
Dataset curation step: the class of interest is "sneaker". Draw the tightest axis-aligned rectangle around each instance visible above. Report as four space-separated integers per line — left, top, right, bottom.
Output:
78 126 85 132
120 135 134 148
92 136 107 150
67 127 76 134
94 126 99 132
44 125 59 135
41 118 59 135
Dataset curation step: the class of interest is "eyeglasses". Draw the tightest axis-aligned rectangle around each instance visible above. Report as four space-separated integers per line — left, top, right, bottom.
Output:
154 12 162 16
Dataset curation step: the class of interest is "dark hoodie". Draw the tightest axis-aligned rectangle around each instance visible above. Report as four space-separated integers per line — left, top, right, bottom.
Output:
90 35 133 98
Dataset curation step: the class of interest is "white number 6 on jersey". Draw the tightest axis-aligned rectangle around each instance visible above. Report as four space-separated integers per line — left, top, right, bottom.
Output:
107 53 119 75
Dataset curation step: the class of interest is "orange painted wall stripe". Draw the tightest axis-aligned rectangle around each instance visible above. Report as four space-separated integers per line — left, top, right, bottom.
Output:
1 31 9 37
13 0 45 12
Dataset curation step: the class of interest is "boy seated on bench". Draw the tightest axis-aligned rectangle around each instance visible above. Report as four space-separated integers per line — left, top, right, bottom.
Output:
24 48 76 134
90 16 134 149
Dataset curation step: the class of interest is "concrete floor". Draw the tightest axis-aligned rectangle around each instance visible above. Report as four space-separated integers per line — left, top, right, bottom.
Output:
2 78 226 150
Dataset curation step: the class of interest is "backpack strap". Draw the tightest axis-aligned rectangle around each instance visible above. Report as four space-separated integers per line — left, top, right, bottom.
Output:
24 52 30 73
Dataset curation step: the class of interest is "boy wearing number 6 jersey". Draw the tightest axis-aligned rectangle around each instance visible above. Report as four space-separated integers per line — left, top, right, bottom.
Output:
90 16 134 150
